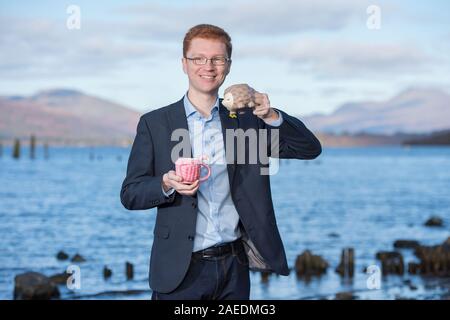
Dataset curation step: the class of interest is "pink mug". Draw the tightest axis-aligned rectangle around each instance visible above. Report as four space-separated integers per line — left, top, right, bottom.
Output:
175 157 211 183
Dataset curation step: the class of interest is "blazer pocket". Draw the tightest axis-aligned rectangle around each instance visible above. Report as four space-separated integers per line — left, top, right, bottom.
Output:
154 225 170 239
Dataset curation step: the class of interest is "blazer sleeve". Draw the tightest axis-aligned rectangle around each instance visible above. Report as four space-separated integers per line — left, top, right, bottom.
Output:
260 109 322 160
120 116 175 210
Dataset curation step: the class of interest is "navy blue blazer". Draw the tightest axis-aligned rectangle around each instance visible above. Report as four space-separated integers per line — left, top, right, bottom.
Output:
120 97 321 293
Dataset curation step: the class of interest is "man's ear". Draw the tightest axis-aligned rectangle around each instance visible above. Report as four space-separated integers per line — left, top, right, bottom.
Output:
225 60 231 75
182 58 187 74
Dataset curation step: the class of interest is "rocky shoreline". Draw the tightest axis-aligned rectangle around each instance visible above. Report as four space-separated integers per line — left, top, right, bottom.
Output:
12 217 449 300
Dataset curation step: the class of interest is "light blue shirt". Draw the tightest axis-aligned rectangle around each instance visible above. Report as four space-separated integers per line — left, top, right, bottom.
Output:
164 94 283 252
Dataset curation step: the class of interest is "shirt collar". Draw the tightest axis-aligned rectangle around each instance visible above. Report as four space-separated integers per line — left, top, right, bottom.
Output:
183 93 220 118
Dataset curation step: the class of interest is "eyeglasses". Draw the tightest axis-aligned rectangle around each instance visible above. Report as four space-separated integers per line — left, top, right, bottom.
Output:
185 56 231 66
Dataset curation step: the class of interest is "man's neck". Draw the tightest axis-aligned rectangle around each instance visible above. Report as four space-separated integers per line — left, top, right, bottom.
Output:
187 89 218 118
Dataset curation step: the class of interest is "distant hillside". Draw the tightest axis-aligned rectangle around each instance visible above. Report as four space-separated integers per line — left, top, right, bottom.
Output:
403 129 450 146
2 88 449 148
315 132 424 147
0 89 141 146
304 88 450 135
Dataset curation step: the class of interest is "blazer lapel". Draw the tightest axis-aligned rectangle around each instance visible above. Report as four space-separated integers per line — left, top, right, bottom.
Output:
219 99 239 187
167 98 193 159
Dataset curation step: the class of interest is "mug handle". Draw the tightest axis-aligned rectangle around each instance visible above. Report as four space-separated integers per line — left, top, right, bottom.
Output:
199 163 211 182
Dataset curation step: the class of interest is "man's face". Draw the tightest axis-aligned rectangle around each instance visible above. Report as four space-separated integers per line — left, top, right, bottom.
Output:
182 38 231 96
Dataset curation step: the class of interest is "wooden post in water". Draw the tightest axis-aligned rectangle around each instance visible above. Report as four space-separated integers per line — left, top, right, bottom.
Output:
126 261 134 280
336 248 354 278
30 135 36 159
13 138 20 159
0 141 3 158
376 251 404 275
44 142 49 159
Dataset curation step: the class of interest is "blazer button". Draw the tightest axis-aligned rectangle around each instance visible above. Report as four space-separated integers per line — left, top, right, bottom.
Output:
191 202 197 209
188 235 194 241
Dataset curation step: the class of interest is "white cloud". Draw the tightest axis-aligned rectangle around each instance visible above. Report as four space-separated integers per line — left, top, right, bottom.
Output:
118 0 366 39
0 16 171 78
238 39 433 78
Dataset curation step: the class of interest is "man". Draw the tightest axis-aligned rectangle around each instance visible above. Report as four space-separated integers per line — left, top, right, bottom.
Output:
120 24 321 300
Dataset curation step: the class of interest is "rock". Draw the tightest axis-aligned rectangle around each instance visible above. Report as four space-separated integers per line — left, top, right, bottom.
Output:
49 272 70 285
71 253 86 263
103 266 112 279
14 272 60 300
424 216 443 227
335 292 356 300
295 250 328 277
126 262 134 280
395 296 416 300
409 284 418 291
336 248 354 277
327 232 340 238
71 289 150 299
56 251 69 261
376 251 404 275
394 240 420 249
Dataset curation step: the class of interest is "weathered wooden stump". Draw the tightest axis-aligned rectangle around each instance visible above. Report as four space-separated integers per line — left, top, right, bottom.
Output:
408 262 421 275
376 251 404 275
336 248 354 278
413 237 450 276
126 262 134 280
260 271 271 283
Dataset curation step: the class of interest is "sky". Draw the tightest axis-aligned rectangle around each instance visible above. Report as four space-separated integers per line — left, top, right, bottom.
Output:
1 0 449 116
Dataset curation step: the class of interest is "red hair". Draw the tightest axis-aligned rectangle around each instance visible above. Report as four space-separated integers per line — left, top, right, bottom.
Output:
183 24 232 58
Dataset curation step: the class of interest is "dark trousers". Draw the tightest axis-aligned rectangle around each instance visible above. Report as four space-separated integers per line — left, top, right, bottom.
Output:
151 241 250 300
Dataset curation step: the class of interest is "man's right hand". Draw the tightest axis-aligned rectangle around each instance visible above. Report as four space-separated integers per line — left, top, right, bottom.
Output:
162 170 199 196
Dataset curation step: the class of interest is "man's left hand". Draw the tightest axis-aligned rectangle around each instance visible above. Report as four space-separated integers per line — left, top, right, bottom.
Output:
253 93 279 122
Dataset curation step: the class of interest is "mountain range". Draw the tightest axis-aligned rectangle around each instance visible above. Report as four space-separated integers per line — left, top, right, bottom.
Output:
1 88 449 147
303 88 450 135
0 89 140 146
